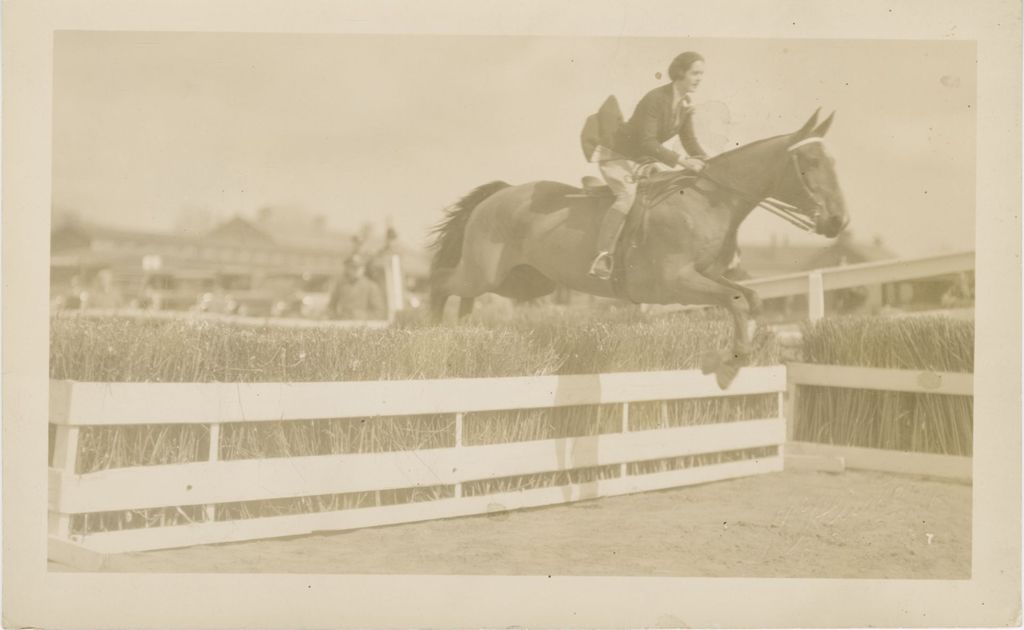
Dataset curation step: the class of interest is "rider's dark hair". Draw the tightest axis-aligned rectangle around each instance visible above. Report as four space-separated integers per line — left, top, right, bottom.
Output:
668 52 704 81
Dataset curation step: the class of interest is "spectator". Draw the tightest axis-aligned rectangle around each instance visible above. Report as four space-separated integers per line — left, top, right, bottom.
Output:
366 224 399 286
81 268 124 310
941 272 974 308
327 255 386 320
55 274 85 310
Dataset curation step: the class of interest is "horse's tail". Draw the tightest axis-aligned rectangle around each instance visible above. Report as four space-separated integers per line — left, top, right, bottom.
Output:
428 180 511 320
429 180 511 274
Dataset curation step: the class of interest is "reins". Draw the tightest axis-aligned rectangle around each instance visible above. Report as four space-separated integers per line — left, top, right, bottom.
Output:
694 137 825 233
759 198 816 231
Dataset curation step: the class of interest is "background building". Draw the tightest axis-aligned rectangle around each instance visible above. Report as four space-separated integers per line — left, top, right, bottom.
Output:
51 210 431 316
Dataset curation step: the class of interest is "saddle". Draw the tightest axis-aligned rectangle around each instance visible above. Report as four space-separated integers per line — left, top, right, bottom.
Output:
579 169 697 205
573 170 700 302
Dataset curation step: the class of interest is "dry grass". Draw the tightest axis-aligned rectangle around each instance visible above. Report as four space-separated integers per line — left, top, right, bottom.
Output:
51 305 779 382
795 315 973 455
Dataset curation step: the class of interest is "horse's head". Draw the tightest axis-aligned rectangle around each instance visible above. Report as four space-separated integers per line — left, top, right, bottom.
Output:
771 111 850 238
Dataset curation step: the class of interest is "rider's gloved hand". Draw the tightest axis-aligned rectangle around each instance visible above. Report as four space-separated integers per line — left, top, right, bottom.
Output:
680 158 706 172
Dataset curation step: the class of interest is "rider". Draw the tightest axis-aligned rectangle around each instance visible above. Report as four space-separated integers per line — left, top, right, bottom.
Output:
584 51 710 279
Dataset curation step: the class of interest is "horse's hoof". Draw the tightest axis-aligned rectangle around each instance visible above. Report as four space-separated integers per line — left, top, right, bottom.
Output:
715 361 741 389
748 296 764 318
700 351 722 375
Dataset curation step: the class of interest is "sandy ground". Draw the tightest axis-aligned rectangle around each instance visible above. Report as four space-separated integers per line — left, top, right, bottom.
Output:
51 470 970 578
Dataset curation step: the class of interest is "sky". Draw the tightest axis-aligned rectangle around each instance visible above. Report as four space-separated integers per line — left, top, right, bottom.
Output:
52 32 976 257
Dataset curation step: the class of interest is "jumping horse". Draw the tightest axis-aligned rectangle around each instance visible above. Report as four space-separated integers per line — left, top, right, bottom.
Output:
429 110 850 388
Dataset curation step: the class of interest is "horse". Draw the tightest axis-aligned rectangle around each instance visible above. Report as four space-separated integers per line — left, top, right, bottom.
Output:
428 110 849 388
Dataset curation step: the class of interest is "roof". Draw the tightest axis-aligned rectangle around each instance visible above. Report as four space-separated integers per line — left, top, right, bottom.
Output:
52 215 357 258
205 217 277 246
52 219 190 249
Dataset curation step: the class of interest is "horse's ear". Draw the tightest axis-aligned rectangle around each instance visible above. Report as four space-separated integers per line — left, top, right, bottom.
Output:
793 108 821 140
812 111 835 137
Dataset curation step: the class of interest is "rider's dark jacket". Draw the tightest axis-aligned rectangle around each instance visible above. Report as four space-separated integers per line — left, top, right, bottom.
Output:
582 83 707 167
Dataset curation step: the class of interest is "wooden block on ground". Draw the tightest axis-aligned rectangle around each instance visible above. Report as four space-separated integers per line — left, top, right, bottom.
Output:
786 441 972 481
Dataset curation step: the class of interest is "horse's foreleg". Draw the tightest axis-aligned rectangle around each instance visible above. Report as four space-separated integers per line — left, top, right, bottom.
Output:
458 297 475 319
669 268 752 388
699 234 762 317
716 275 762 318
697 263 762 318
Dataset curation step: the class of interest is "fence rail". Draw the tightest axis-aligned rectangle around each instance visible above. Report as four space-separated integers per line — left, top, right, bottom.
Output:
52 418 785 516
747 250 974 300
651 250 975 320
54 457 777 558
51 368 784 427
786 362 973 396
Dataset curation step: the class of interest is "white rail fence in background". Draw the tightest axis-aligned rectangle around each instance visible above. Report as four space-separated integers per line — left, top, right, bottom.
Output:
651 250 975 321
49 366 788 568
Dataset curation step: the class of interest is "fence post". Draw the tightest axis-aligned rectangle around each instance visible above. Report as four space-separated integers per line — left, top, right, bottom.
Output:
807 270 825 321
454 412 464 498
785 372 799 443
620 402 630 478
50 425 80 539
384 254 405 322
205 423 220 522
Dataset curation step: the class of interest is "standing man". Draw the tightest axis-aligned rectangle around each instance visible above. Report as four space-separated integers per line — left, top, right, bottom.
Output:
328 254 387 320
80 268 124 309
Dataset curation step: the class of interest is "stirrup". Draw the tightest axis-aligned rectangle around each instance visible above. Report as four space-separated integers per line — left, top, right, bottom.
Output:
588 252 614 280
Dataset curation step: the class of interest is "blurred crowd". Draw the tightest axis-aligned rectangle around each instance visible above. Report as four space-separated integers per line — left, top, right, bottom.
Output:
52 250 393 321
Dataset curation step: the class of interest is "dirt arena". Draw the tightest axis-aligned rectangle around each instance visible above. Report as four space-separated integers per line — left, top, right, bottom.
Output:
51 470 970 578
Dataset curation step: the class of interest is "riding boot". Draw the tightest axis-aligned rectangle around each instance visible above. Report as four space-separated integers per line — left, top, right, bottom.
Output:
588 206 628 280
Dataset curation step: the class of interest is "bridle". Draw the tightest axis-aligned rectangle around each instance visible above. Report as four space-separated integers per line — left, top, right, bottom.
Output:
697 137 827 233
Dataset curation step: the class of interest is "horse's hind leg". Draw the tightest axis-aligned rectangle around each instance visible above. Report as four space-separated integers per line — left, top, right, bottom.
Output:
429 291 449 323
429 268 454 323
699 237 763 317
430 289 476 322
431 260 498 323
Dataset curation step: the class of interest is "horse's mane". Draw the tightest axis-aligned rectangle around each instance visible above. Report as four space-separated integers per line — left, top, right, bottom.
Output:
705 133 792 164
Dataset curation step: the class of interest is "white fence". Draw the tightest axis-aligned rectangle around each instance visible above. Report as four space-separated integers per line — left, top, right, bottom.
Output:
49 360 975 570
49 366 788 568
786 362 973 480
651 250 975 321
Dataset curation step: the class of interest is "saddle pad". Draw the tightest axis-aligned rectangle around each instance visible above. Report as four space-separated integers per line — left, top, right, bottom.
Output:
608 172 699 302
